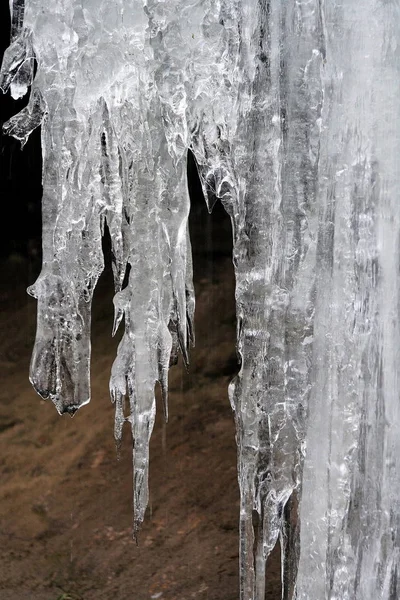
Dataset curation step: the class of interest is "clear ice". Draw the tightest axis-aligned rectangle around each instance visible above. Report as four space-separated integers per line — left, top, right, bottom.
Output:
1 0 399 598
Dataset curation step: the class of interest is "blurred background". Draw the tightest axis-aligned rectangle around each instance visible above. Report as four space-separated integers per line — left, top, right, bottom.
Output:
0 3 280 598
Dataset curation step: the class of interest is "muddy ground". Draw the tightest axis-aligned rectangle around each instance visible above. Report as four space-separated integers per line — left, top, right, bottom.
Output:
0 202 281 600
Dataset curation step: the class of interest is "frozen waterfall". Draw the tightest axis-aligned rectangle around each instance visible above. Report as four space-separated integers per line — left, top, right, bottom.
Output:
1 0 399 598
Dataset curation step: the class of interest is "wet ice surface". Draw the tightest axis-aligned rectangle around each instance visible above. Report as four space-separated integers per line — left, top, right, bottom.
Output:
1 1 400 598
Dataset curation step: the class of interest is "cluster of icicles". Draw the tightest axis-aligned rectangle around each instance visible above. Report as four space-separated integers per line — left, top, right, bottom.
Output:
2 1 400 599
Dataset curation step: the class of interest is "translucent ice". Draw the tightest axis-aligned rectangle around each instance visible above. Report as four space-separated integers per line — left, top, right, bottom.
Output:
1 0 399 598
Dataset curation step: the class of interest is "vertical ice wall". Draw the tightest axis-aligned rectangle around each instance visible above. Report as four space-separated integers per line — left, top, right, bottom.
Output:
1 1 399 598
297 3 400 599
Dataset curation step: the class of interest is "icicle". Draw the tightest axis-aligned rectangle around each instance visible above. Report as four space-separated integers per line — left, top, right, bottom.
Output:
1 1 400 598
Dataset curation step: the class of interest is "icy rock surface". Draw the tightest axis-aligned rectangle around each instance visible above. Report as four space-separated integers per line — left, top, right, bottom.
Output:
1 0 400 598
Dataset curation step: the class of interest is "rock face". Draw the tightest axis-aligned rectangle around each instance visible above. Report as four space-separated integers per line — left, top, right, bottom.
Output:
1 1 400 599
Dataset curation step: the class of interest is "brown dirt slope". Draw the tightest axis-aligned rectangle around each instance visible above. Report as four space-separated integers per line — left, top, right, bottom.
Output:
0 253 280 600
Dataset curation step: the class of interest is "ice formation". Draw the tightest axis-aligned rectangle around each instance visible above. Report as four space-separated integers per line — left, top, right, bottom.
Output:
1 0 399 598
